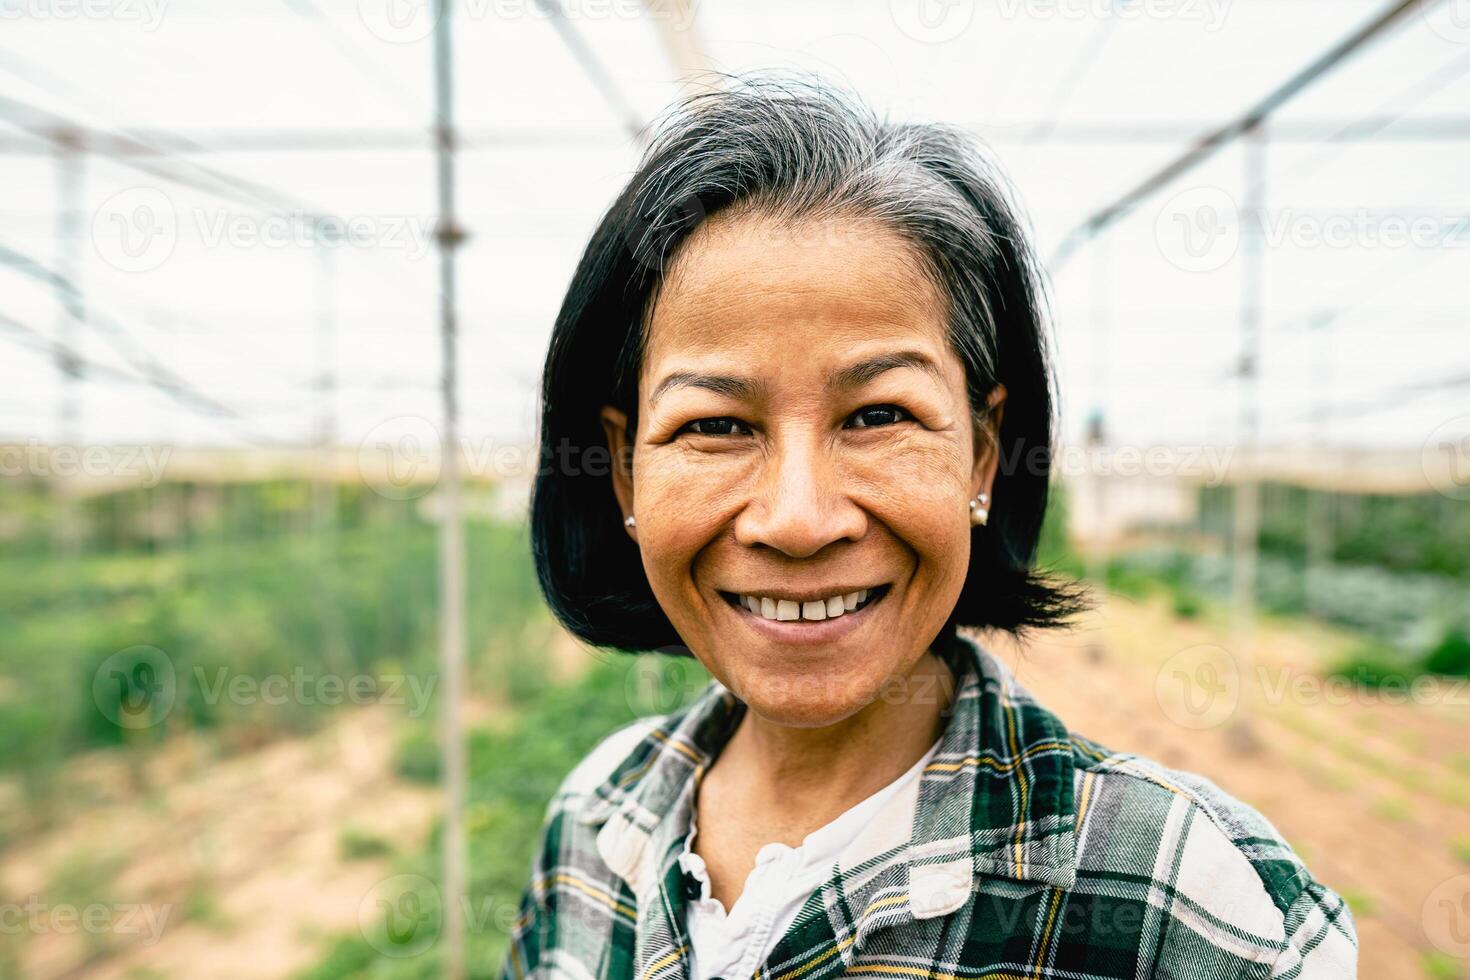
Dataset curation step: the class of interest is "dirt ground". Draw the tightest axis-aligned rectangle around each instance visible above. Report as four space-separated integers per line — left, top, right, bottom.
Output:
6 603 1465 979
985 593 1470 980
3 705 439 980
1 617 583 980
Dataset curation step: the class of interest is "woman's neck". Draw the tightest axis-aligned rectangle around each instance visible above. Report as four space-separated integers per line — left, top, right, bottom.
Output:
713 650 956 833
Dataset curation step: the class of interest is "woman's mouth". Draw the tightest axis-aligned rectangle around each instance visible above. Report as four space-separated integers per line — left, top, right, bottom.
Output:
718 585 890 621
716 584 891 647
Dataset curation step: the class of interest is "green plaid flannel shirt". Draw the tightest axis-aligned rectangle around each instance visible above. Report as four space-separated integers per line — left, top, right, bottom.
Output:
499 632 1357 979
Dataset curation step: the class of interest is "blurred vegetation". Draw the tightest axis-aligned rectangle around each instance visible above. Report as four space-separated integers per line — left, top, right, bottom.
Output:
0 478 543 818
299 651 708 979
1107 482 1470 686
1199 482 1470 580
10 471 1461 978
339 827 396 861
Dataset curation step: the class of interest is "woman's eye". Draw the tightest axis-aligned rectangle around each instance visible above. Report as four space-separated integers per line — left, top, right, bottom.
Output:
680 417 752 437
846 404 912 429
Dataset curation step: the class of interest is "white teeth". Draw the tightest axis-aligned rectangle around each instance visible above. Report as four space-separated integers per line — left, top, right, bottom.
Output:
737 587 881 622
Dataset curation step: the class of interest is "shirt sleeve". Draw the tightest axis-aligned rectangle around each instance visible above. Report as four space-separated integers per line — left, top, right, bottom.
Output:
497 871 546 980
1268 878 1359 978
497 718 662 979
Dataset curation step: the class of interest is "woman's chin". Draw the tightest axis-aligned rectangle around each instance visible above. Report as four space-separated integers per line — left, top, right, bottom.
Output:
722 665 894 729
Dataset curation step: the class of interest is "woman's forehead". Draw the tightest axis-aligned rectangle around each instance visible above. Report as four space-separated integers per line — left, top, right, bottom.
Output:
646 210 948 357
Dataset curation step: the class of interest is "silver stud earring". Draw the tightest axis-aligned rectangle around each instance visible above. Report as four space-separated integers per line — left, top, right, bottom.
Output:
624 515 637 528
968 492 989 527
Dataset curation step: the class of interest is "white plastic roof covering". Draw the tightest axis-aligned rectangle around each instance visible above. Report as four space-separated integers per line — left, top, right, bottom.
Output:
1 0 1466 454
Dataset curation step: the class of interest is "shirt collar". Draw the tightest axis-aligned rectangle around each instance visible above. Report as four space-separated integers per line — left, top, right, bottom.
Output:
579 631 1078 909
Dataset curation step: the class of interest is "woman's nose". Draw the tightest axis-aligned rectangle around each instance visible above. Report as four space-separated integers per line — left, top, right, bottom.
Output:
732 437 866 558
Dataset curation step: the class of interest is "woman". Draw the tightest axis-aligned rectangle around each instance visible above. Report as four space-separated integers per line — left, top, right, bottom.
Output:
505 77 1356 980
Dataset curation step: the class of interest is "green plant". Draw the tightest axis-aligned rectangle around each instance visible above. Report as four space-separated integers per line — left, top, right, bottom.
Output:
1424 628 1470 677
181 875 229 930
1338 888 1376 918
393 726 440 785
1420 951 1465 980
1169 588 1203 619
1328 643 1420 689
1373 797 1413 823
339 827 395 861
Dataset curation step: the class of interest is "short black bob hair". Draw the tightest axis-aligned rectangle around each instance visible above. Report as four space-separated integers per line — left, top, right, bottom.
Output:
530 74 1088 657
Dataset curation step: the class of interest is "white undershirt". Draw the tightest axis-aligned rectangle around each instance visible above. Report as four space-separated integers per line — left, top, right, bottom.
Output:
677 737 941 980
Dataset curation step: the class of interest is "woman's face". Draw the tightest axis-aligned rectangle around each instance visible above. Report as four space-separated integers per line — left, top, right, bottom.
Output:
601 209 1004 729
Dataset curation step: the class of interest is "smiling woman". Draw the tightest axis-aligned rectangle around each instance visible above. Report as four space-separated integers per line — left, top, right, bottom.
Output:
508 75 1356 980
597 204 1023 731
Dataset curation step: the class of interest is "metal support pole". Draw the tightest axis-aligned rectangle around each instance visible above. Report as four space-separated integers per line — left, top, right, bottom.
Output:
1086 233 1111 583
1305 315 1335 617
313 240 350 677
1229 123 1266 751
53 131 85 554
432 2 467 977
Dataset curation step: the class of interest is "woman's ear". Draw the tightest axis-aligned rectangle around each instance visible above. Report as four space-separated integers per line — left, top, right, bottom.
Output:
971 384 1008 501
599 405 636 538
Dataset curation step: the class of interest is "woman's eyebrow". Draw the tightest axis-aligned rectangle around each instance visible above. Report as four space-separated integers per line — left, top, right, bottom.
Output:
650 372 768 405
650 350 943 406
827 350 945 392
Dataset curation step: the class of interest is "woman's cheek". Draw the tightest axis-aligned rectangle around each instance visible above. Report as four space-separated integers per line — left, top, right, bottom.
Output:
640 448 755 517
844 439 970 517
634 454 740 559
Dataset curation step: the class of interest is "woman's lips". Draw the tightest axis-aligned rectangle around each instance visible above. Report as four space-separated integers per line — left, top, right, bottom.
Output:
719 584 890 647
